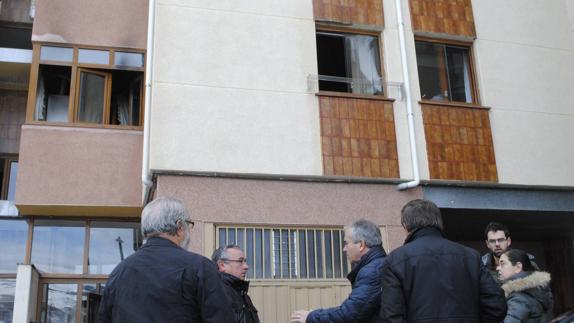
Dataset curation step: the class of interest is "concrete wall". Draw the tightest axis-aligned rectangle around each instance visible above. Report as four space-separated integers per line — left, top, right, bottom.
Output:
15 125 143 214
383 0 431 181
149 0 322 176
32 0 147 49
472 0 574 186
155 175 420 253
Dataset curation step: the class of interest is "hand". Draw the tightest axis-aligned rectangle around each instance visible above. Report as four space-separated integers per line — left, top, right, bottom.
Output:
291 310 310 323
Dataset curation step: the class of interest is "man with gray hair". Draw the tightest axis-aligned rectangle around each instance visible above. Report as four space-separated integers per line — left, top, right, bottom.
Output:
98 197 233 323
379 199 507 322
291 219 387 323
212 245 260 323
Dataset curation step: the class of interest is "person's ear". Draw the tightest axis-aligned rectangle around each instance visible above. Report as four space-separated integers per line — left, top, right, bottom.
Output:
507 236 512 247
359 240 367 251
515 261 523 272
216 260 225 271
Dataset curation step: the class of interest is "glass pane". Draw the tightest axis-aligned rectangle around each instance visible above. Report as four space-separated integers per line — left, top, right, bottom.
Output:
333 230 342 278
307 230 316 278
80 283 105 323
0 279 16 323
40 46 73 62
0 219 27 273
416 41 448 101
246 228 254 279
31 220 85 273
272 229 280 278
88 222 142 275
39 283 78 323
255 229 263 278
78 49 109 65
324 230 333 279
35 65 71 122
227 228 236 245
6 161 18 202
109 70 142 126
218 228 226 247
263 229 271 279
315 231 323 278
237 229 245 251
114 52 144 68
446 46 473 103
77 71 105 124
281 229 289 278
298 231 307 279
289 230 297 278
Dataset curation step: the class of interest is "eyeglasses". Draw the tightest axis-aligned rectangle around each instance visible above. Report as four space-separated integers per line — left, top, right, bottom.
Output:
487 238 507 244
184 220 195 229
222 258 247 264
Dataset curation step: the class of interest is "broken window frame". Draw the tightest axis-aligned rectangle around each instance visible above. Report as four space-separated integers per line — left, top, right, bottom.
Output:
315 25 386 97
26 43 145 129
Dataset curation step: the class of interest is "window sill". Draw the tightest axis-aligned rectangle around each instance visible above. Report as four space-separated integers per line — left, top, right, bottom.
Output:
317 91 395 102
419 100 490 110
24 121 143 131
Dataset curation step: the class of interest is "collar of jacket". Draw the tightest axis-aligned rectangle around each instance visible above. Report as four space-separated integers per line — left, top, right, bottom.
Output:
347 245 386 283
404 226 444 244
142 236 181 249
221 271 250 292
502 271 551 297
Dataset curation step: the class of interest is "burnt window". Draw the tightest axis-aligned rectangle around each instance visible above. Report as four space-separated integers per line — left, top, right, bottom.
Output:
316 31 383 95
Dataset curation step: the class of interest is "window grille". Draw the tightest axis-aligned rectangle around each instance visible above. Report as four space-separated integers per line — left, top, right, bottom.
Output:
216 226 350 280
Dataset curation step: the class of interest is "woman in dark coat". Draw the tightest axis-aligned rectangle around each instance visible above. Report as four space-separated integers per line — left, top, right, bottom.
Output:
497 249 554 323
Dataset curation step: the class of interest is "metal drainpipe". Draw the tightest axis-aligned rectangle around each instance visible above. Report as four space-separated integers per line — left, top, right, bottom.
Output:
142 0 156 202
395 0 420 190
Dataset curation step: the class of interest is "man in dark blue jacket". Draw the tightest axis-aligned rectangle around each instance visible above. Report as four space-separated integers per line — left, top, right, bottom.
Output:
291 219 387 323
98 197 234 323
379 199 507 323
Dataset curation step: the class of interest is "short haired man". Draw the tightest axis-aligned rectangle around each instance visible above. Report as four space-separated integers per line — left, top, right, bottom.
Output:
98 197 234 323
379 199 507 322
483 222 537 283
291 219 387 323
212 245 260 323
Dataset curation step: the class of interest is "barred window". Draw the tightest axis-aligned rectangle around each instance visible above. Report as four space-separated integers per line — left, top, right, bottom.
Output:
217 226 350 280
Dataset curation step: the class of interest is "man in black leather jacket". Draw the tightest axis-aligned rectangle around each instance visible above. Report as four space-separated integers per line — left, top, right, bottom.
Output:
212 245 260 323
379 199 507 323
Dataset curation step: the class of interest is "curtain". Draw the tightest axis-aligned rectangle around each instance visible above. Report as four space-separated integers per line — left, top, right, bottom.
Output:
346 35 383 95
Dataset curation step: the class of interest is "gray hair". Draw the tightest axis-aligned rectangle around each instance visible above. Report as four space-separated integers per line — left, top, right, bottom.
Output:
211 244 242 263
141 197 189 238
346 219 382 248
401 199 443 232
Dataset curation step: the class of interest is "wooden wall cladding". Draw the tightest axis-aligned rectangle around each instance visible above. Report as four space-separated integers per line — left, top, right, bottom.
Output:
319 96 399 178
421 103 497 181
313 0 384 26
409 0 476 37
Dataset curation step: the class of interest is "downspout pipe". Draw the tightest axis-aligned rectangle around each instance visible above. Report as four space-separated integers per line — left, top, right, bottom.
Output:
142 0 156 202
395 0 420 190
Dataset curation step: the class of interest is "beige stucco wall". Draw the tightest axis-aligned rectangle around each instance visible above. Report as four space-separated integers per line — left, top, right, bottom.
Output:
155 175 419 253
149 0 322 175
15 125 143 211
32 0 148 49
472 0 574 186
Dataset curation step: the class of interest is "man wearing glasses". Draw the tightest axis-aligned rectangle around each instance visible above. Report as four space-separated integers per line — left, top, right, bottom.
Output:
482 222 538 283
99 197 233 323
212 245 260 323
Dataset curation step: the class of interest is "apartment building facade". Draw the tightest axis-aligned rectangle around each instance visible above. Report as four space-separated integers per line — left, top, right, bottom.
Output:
1 0 573 322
